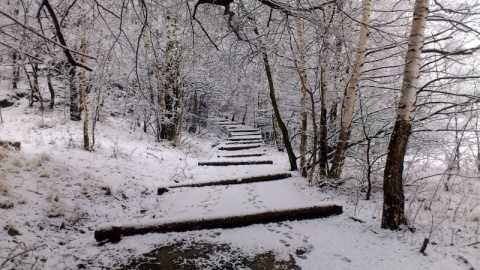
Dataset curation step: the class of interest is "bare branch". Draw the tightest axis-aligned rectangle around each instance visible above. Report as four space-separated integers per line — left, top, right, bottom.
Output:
0 8 96 68
40 0 94 71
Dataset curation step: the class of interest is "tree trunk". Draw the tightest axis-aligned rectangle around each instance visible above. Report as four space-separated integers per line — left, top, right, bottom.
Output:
47 70 55 109
295 10 309 177
32 61 44 110
319 60 329 179
69 65 81 121
12 52 19 89
330 0 371 179
382 0 430 230
263 51 298 171
80 26 90 150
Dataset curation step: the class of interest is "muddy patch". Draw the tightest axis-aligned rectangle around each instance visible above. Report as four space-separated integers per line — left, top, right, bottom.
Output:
122 241 301 270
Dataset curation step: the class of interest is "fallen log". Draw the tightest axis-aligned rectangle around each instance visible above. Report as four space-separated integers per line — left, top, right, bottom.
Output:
94 204 343 242
0 141 21 150
218 153 265 158
198 160 273 166
158 172 292 193
218 144 260 151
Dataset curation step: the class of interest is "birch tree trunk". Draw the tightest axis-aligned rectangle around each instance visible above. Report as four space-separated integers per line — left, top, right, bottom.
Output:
330 0 371 179
295 1 309 177
319 55 329 179
69 65 81 121
381 0 430 230
80 16 90 150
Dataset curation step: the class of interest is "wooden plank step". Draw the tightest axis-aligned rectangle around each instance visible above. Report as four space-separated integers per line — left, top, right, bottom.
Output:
217 121 240 126
229 129 260 133
223 140 263 145
95 204 343 242
229 132 262 137
218 153 266 158
218 144 261 151
198 160 273 166
227 137 262 141
158 173 292 192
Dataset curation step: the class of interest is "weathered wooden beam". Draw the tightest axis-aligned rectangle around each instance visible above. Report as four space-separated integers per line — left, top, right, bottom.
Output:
227 137 262 141
158 172 292 193
198 160 273 166
224 140 263 145
229 129 260 133
94 204 343 242
218 144 261 151
217 121 240 126
218 153 266 158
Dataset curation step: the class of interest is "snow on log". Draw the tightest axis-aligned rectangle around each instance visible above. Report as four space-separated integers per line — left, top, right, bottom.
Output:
218 144 261 151
198 160 273 166
94 204 343 242
158 173 292 193
218 153 266 158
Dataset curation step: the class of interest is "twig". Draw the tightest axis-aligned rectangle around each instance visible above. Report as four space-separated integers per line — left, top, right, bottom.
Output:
0 9 96 62
26 189 43 195
464 241 480 247
348 216 366 223
0 244 47 267
146 152 158 159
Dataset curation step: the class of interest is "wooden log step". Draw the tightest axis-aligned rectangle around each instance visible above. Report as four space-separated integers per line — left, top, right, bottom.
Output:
94 204 343 242
230 133 262 136
217 121 240 126
229 132 262 137
227 137 262 141
158 172 292 192
218 144 261 151
229 129 259 133
218 153 266 158
198 160 273 166
209 117 229 122
223 140 263 145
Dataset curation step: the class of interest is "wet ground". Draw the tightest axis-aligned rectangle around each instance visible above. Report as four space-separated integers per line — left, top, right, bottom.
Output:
122 241 301 270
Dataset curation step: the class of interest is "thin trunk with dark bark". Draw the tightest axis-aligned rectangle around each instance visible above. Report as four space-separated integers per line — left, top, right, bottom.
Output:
263 51 298 171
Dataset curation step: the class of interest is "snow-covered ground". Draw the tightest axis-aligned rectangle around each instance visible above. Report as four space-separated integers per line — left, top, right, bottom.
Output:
1 96 479 269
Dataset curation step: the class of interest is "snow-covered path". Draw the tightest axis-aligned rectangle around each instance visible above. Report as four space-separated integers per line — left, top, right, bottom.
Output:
1 107 476 269
107 119 469 269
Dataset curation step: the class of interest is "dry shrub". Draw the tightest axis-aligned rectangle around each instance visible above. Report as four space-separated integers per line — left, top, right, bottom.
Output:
0 151 8 162
35 152 52 166
12 158 22 167
46 201 65 218
37 121 53 129
46 192 65 218
0 180 9 195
